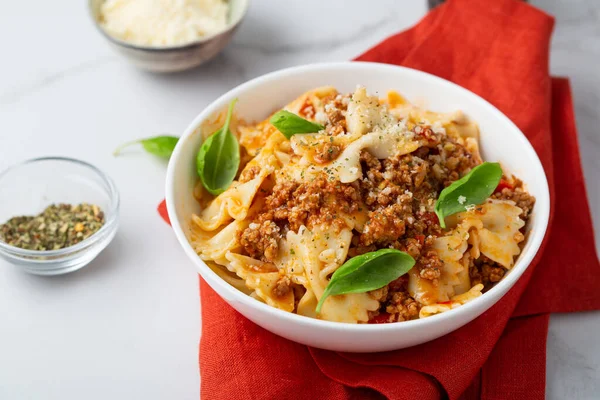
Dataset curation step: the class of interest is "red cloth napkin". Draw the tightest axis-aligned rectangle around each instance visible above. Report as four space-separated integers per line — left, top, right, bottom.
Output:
158 0 600 398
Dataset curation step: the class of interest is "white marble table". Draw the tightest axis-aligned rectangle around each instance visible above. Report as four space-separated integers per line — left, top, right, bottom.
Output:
0 1 598 399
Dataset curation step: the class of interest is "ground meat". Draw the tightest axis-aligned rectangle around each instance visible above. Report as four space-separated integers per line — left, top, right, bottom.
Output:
256 175 360 233
273 276 292 298
482 263 505 283
352 134 479 295
469 265 482 287
468 255 507 290
359 204 407 246
264 180 297 209
238 220 281 262
440 140 478 186
238 165 260 183
327 124 345 136
385 291 420 322
313 143 341 164
360 150 381 170
325 106 344 127
357 148 450 247
368 275 420 322
417 250 443 281
323 94 349 135
415 126 438 142
492 179 536 220
400 237 422 259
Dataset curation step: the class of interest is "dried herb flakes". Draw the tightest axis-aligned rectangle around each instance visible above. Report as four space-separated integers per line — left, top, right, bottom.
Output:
0 203 105 251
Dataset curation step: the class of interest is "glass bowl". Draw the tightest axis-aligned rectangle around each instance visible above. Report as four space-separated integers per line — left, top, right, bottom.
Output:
0 157 119 275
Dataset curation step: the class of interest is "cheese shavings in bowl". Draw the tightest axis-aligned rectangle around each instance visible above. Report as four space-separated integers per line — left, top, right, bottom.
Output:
99 0 230 47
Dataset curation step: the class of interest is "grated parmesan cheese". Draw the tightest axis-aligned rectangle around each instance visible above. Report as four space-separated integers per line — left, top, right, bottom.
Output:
381 187 392 196
314 111 328 125
99 0 229 47
383 171 394 181
431 121 446 135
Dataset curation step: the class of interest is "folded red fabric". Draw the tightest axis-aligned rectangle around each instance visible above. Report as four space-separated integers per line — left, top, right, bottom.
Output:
157 0 600 398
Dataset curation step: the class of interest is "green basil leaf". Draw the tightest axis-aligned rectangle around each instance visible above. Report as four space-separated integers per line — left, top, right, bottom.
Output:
316 249 415 314
113 135 179 158
196 99 240 196
434 162 502 228
270 110 325 139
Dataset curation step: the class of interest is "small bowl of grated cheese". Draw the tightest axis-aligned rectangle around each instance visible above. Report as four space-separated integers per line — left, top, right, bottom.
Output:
89 0 249 72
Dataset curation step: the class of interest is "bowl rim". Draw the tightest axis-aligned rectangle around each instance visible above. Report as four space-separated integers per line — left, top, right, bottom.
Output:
0 156 120 258
88 0 250 52
166 61 550 332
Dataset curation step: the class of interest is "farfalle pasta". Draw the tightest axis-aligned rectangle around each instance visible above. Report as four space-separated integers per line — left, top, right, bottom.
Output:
190 86 535 324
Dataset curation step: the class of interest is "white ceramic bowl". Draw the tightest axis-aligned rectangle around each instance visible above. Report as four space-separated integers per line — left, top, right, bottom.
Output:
166 62 550 352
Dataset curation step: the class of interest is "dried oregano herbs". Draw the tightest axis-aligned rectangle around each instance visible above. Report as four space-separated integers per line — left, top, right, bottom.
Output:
0 203 105 251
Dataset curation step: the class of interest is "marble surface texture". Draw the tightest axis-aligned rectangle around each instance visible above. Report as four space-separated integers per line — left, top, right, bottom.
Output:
0 1 598 399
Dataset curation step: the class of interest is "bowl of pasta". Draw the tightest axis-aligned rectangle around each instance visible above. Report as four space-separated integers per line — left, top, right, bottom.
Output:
165 62 550 352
